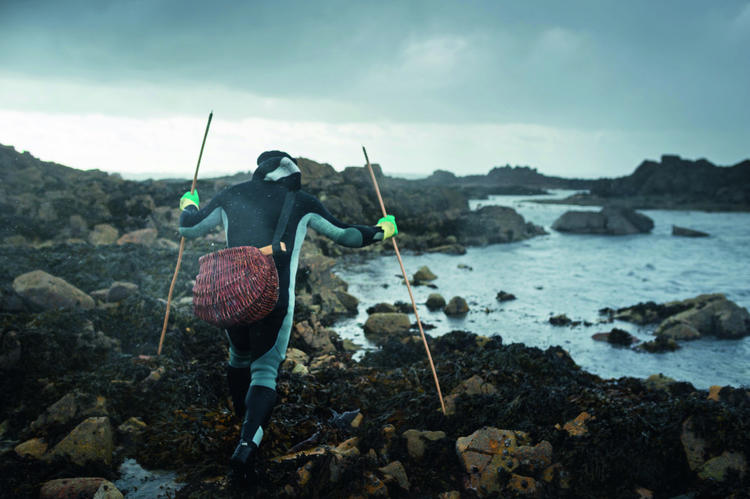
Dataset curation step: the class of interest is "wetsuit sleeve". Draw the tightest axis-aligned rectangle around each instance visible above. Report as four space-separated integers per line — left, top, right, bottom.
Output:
179 192 225 239
302 193 384 247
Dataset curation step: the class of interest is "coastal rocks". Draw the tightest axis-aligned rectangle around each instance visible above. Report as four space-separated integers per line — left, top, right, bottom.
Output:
14 438 48 459
454 206 546 245
49 416 114 466
294 320 336 354
363 313 412 343
496 291 516 302
31 390 108 431
426 293 446 311
591 328 638 346
682 417 748 482
39 477 123 499
445 296 469 316
88 224 119 245
672 225 709 237
412 266 437 284
117 228 158 246
444 375 497 415
12 270 95 310
552 207 654 235
402 429 446 460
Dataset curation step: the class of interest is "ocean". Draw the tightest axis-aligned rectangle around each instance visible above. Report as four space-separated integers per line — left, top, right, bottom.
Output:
332 191 750 389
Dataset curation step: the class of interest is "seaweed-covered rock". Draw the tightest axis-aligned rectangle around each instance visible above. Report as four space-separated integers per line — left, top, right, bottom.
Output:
363 313 411 343
30 390 108 431
12 270 95 311
39 478 123 499
48 416 114 466
117 228 158 246
413 266 437 284
552 207 653 235
426 293 446 311
88 224 119 245
672 225 709 238
445 297 469 316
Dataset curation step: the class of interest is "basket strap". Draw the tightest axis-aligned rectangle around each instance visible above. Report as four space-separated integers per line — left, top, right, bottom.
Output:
271 191 295 256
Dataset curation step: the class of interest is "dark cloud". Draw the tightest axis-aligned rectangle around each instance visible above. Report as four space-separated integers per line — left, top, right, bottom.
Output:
1 0 749 133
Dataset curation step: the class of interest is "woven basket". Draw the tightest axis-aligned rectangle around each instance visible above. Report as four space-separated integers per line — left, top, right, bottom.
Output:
193 246 279 327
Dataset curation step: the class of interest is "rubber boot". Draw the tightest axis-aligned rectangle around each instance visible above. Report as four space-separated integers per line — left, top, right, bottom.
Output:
230 385 277 485
227 366 251 420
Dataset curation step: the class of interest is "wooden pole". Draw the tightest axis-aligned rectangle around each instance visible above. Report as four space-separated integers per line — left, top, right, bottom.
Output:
157 111 213 355
362 146 446 415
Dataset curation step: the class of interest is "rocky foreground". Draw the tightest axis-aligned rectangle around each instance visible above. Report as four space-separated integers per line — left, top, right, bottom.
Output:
1 239 749 498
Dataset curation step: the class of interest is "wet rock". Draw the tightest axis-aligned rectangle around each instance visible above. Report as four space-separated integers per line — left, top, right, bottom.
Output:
514 440 553 474
363 313 411 342
14 438 48 459
88 223 119 245
367 302 399 314
496 291 516 302
413 266 437 284
672 225 709 237
552 206 653 235
154 238 180 250
638 336 680 353
12 270 95 310
507 473 539 496
698 451 747 481
654 294 750 340
49 416 114 466
294 320 336 353
379 460 410 490
707 385 722 402
402 429 446 460
556 412 594 437
548 314 572 326
445 375 497 415
426 293 446 311
31 390 108 431
117 228 157 246
445 296 469 316
106 281 139 302
334 290 359 314
681 417 707 471
285 348 310 366
656 321 701 340
455 205 546 245
456 427 531 496
644 373 676 391
591 328 638 346
39 477 123 499
117 417 147 455
425 244 466 255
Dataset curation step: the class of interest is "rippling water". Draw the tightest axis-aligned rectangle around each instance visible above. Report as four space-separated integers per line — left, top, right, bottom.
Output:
333 191 750 389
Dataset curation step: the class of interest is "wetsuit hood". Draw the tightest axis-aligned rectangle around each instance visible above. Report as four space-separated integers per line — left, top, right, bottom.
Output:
253 150 301 191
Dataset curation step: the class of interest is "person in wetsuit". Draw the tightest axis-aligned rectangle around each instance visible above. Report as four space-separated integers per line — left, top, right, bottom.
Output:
178 150 397 481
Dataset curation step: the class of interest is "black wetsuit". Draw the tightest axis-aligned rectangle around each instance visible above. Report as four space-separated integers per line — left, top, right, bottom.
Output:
179 153 382 450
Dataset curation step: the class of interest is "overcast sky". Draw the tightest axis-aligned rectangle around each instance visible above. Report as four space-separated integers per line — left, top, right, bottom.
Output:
1 0 748 179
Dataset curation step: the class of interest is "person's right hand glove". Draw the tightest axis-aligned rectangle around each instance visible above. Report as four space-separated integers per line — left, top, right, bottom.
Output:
179 190 199 211
377 215 398 240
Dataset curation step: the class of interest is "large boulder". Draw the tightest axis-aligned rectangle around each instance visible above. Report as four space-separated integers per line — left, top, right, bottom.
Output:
39 478 123 499
552 207 653 235
445 296 469 316
31 390 108 431
455 206 546 245
49 416 114 466
12 270 95 310
88 223 119 245
655 294 750 340
117 228 158 246
363 313 411 343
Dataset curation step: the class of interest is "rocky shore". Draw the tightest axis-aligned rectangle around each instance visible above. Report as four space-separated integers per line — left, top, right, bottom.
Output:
1 145 749 497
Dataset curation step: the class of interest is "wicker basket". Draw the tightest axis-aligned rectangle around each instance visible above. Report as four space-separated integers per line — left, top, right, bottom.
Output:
193 246 279 327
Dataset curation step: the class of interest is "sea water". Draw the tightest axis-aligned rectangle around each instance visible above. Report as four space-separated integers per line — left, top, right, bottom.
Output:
333 191 750 389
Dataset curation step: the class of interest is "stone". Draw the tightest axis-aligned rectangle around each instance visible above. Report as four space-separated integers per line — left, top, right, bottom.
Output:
117 417 147 454
49 416 114 466
413 266 437 283
117 228 158 246
39 478 123 499
556 412 594 437
644 374 676 391
638 336 680 353
425 244 467 255
402 429 446 459
106 281 139 302
672 225 709 237
444 296 469 316
426 293 446 311
294 320 336 353
496 291 516 302
507 473 538 495
14 438 48 459
31 390 108 431
552 207 653 235
456 427 531 497
154 238 180 250
698 451 746 481
366 302 398 314
707 385 722 402
334 290 359 313
363 313 412 341
88 224 119 245
379 460 410 490
286 348 310 366
655 321 701 340
513 441 553 473
12 270 95 311
681 417 707 471
444 375 497 415
591 328 638 346
549 314 572 326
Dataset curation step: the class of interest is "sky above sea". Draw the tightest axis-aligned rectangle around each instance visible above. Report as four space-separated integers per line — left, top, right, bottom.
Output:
1 1 748 179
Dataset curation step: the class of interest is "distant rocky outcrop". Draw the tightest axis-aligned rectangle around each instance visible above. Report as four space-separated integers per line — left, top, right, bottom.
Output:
552 155 750 211
552 207 654 235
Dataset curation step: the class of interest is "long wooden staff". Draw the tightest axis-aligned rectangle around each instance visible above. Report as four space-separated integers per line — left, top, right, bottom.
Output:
157 111 213 355
362 147 446 415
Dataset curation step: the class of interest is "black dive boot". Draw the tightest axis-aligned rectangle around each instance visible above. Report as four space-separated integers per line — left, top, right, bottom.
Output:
227 366 251 420
230 385 277 486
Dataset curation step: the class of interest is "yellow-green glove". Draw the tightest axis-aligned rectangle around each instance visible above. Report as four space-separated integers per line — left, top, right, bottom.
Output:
377 215 398 240
179 190 200 211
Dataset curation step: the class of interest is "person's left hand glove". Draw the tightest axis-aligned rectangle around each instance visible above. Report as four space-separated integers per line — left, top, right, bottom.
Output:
179 190 199 211
377 215 398 239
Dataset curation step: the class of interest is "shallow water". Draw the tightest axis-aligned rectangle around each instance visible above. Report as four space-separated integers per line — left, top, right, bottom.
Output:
115 458 184 498
333 191 750 389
